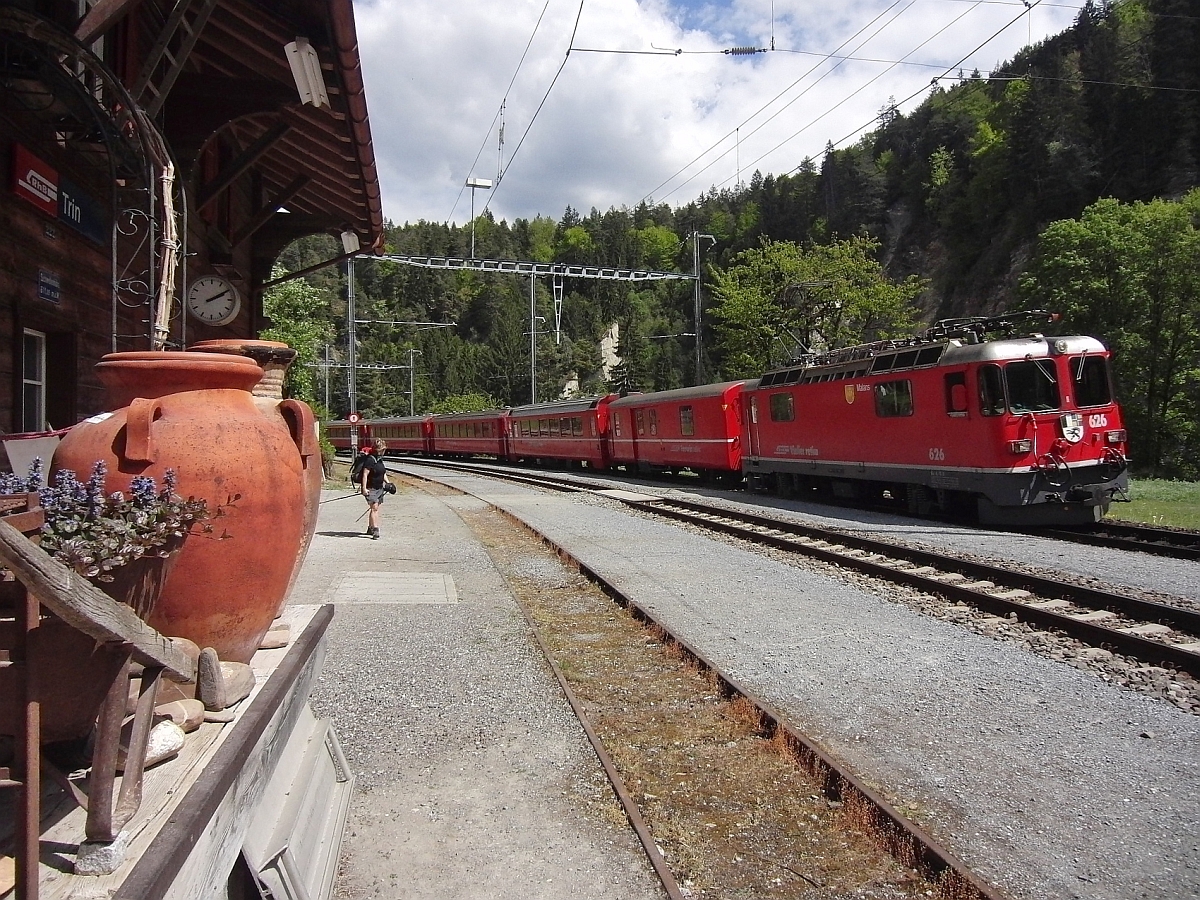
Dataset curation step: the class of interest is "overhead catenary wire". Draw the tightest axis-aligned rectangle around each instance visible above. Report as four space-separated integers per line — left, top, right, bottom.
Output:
482 0 587 218
447 0 554 224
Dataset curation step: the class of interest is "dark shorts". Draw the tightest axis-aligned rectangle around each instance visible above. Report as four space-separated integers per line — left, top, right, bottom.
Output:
366 487 387 505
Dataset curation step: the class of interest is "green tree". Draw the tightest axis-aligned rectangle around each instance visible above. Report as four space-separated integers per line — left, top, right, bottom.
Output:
260 269 336 408
709 238 923 377
1019 190 1200 477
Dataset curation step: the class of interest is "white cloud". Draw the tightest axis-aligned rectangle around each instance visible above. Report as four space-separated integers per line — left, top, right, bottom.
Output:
356 0 1079 226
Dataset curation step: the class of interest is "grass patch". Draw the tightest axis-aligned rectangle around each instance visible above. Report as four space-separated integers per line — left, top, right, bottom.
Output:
1108 478 1200 529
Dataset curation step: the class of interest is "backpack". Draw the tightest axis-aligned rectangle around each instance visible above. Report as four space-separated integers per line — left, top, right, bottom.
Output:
349 451 369 486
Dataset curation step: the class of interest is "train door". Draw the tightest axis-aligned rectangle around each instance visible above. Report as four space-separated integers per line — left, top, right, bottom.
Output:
631 408 645 465
744 392 761 459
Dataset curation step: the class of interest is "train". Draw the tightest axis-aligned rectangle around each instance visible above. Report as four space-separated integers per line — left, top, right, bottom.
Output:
327 313 1130 526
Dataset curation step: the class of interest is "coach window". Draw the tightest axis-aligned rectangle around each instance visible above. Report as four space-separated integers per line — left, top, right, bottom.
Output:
561 417 571 435
874 379 913 417
635 410 645 436
978 365 1006 416
572 417 583 436
944 372 968 417
648 410 658 435
613 414 622 437
769 392 794 422
680 405 695 436
1005 359 1060 413
1071 355 1112 407
549 418 559 435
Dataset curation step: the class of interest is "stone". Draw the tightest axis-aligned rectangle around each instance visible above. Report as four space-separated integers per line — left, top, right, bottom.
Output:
1077 648 1113 661
74 830 132 875
204 709 237 723
154 699 205 732
258 623 291 650
117 720 185 771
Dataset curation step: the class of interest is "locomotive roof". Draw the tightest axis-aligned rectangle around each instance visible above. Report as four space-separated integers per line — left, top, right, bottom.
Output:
371 414 431 425
430 409 507 421
508 396 614 416
758 334 1108 387
608 381 746 408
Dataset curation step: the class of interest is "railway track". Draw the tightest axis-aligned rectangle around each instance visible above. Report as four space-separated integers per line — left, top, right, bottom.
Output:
1034 520 1200 561
390 457 1200 679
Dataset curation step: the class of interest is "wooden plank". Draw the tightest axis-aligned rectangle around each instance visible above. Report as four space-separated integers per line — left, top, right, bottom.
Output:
0 520 195 682
113 604 333 900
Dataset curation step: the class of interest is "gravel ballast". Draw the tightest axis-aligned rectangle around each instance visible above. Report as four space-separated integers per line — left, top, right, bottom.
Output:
291 487 665 900
396 464 1200 900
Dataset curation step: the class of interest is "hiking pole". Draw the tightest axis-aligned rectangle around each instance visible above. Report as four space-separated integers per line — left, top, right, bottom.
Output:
319 493 363 504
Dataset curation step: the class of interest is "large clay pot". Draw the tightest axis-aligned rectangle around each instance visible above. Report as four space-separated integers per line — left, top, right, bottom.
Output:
187 340 322 611
53 351 317 663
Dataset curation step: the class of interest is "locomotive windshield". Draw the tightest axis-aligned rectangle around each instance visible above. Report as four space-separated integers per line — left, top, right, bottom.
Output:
1005 359 1061 413
1071 355 1112 407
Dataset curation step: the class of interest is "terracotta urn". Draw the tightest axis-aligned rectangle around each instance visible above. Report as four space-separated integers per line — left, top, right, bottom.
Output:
53 351 316 663
187 339 323 610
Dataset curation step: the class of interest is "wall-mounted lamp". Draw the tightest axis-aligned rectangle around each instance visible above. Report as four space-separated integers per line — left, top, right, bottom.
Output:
340 230 360 254
285 38 330 109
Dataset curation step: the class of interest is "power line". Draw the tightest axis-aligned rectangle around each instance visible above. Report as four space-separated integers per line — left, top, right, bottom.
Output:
483 0 587 218
447 0 553 224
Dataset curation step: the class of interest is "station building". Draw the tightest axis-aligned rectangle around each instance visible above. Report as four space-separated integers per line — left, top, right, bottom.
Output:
0 0 382 434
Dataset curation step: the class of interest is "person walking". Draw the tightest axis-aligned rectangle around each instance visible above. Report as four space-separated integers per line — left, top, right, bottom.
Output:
359 440 391 539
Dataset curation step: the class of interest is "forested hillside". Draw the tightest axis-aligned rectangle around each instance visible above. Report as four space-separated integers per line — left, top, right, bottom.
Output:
268 0 1199 475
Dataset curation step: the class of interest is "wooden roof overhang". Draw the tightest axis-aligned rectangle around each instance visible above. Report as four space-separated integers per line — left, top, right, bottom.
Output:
78 0 383 270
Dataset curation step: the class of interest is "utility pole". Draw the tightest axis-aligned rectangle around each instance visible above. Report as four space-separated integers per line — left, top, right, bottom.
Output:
466 177 492 259
407 347 422 416
346 256 357 451
691 232 715 385
530 275 537 404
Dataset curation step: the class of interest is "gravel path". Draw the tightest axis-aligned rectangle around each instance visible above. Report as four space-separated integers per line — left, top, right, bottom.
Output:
290 487 664 900
396 464 1200 900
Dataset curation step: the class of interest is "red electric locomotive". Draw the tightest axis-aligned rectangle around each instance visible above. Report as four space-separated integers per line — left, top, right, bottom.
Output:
428 409 508 458
741 313 1129 525
607 382 746 481
506 396 614 469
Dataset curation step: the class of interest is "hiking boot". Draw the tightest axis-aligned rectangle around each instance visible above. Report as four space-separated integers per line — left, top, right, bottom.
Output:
370 527 379 540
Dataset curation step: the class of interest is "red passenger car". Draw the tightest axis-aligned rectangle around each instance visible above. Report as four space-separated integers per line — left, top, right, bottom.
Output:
429 410 508 458
607 382 746 480
742 316 1129 525
506 396 614 469
369 415 433 455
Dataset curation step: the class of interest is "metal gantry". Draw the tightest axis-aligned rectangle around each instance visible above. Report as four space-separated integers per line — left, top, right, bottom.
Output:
369 254 705 401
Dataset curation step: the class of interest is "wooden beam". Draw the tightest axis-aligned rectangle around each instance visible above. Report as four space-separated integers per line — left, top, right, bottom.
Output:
75 0 144 45
0 520 196 682
231 174 309 248
195 120 291 212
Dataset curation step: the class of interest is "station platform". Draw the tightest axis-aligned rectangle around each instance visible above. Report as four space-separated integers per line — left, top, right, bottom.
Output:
342 463 1199 900
290 482 664 900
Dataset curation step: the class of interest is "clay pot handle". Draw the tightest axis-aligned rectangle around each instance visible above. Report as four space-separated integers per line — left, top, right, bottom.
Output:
279 399 316 459
126 398 163 463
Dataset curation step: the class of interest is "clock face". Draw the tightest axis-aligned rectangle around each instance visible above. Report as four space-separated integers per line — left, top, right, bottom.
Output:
187 275 241 326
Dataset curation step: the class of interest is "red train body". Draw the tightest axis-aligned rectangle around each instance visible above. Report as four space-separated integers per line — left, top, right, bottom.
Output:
607 382 745 480
507 396 613 469
326 318 1129 526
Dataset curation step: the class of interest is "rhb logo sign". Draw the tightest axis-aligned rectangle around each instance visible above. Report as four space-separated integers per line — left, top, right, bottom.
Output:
12 144 59 215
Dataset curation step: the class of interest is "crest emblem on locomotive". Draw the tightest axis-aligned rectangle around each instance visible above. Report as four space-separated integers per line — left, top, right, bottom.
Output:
844 385 856 405
1060 412 1085 443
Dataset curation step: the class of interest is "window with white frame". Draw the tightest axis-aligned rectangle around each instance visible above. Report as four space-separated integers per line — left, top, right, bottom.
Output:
23 330 46 433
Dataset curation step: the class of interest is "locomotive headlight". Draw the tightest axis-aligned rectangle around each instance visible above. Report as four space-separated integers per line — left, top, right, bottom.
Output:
1008 439 1033 454
1053 339 1069 354
1106 429 1127 444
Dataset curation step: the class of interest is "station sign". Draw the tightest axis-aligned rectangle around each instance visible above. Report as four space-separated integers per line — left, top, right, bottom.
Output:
10 143 106 245
347 413 361 423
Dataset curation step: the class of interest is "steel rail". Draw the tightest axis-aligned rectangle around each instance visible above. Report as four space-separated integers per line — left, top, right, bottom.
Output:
1034 523 1200 562
400 464 1011 900
636 498 1200 678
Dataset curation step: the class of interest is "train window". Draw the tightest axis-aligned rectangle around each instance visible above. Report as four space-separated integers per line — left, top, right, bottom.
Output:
522 420 530 436
561 417 571 435
769 393 795 422
874 380 913 417
979 365 1005 416
944 372 968 416
894 350 919 369
916 346 943 367
635 411 645 436
680 406 695 436
549 418 559 435
1071 356 1112 407
649 410 658 435
613 414 622 437
1005 359 1060 413
572 417 583 436
870 354 896 373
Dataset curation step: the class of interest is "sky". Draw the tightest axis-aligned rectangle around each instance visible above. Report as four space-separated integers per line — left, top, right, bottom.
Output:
354 0 1082 227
